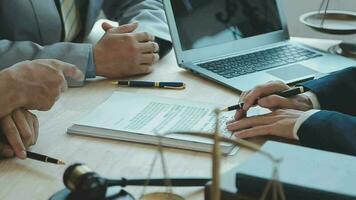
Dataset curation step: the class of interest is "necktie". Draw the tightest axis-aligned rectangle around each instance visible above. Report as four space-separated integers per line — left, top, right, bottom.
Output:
58 0 82 42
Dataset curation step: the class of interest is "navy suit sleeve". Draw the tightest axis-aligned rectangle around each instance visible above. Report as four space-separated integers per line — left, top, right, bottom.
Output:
301 67 356 115
298 110 356 156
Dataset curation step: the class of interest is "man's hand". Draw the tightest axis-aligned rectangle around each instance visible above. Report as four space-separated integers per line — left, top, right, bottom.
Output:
4 59 84 111
227 109 303 140
0 109 39 159
94 22 160 78
235 81 313 120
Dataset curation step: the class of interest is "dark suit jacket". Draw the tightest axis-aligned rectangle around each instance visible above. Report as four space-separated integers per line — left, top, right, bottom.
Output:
299 67 356 156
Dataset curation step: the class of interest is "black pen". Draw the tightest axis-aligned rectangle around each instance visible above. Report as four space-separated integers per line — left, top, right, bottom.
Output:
112 80 186 90
221 86 310 112
26 151 66 165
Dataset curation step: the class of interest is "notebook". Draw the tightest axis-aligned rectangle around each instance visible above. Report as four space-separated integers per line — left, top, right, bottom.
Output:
68 92 268 154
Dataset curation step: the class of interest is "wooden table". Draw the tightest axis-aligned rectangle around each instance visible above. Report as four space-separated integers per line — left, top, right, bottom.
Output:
0 37 341 200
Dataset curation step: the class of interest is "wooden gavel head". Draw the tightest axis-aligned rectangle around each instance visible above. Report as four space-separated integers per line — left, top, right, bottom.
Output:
63 163 108 200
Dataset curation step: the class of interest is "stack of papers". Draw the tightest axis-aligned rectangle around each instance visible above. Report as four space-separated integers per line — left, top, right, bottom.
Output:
68 92 269 154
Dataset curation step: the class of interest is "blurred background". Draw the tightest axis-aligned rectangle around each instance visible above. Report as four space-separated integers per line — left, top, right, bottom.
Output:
97 0 356 42
282 0 356 40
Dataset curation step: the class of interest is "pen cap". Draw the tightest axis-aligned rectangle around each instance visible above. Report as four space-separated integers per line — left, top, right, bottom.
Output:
63 163 107 200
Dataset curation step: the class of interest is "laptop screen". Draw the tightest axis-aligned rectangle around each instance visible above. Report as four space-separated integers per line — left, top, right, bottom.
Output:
171 0 283 51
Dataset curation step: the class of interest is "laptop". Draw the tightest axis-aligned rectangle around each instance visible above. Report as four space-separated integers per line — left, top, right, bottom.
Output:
163 0 356 91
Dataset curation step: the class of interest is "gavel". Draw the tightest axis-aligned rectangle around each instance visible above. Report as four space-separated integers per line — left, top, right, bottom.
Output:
63 163 210 200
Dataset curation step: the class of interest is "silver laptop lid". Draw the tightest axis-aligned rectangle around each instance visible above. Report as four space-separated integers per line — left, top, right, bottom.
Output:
163 0 290 64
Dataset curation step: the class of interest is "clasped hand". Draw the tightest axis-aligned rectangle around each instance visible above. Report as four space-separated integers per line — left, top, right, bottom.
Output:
0 59 84 159
94 22 160 78
227 81 314 140
0 109 38 159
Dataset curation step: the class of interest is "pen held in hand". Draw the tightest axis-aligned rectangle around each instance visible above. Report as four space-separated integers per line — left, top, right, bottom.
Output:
26 151 66 165
112 80 186 90
221 86 309 112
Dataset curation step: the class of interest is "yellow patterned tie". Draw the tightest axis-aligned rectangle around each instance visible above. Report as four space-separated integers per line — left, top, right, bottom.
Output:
59 0 81 42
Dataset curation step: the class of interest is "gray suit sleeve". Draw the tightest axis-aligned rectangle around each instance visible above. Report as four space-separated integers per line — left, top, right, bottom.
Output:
0 39 93 87
102 0 171 41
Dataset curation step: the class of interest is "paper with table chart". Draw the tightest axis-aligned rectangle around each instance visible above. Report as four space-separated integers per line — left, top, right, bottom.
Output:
68 92 270 154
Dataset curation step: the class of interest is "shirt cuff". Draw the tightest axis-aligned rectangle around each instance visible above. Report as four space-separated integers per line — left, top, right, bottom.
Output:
85 46 96 78
293 109 320 140
302 91 321 109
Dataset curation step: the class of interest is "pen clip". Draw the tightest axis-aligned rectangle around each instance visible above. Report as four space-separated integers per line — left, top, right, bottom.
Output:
163 85 186 90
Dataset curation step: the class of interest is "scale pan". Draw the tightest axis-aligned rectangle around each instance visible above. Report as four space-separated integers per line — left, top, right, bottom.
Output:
300 10 356 34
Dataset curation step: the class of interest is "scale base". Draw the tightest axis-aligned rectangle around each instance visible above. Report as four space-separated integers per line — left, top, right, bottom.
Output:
49 187 135 200
329 42 356 58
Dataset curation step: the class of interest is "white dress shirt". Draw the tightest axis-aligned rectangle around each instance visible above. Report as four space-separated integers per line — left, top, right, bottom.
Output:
292 91 321 140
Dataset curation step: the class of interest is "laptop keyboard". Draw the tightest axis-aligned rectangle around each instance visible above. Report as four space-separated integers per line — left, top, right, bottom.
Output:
197 45 322 79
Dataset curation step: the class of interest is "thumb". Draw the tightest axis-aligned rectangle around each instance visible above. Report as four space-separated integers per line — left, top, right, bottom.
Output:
45 60 84 81
101 22 114 32
117 22 139 33
54 61 84 81
109 22 139 34
234 109 246 121
62 65 84 81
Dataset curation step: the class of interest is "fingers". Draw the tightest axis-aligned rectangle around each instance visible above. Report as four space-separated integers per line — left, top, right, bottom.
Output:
23 110 38 146
137 64 154 74
258 95 296 110
12 110 33 147
32 113 39 145
140 53 160 65
235 109 247 121
26 114 36 145
227 112 276 132
138 42 159 53
0 140 15 158
60 76 68 93
242 81 289 111
1 115 26 159
134 32 155 42
235 91 249 120
234 125 273 139
230 109 300 140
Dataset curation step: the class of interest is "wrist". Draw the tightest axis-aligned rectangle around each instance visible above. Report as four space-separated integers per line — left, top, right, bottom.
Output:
93 45 105 77
294 94 314 111
302 95 314 110
302 91 321 109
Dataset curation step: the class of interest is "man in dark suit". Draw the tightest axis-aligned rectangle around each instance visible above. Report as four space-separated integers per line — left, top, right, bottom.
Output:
0 0 172 86
227 67 356 156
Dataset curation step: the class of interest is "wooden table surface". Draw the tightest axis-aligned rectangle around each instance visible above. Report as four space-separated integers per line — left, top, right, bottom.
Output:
0 37 341 200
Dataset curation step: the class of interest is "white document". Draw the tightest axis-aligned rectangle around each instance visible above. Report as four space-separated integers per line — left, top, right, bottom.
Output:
68 92 269 154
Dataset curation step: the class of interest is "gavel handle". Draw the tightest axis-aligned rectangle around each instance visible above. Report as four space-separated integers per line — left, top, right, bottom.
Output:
107 178 210 187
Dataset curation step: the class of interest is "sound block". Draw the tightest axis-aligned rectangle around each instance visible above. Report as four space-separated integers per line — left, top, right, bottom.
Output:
49 187 135 200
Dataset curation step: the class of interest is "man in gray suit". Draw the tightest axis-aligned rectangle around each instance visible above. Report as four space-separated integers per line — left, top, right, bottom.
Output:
0 59 84 159
0 0 172 86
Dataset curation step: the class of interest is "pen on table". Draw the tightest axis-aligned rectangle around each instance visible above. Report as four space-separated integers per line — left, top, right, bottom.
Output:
221 86 310 112
26 151 66 165
112 80 186 90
